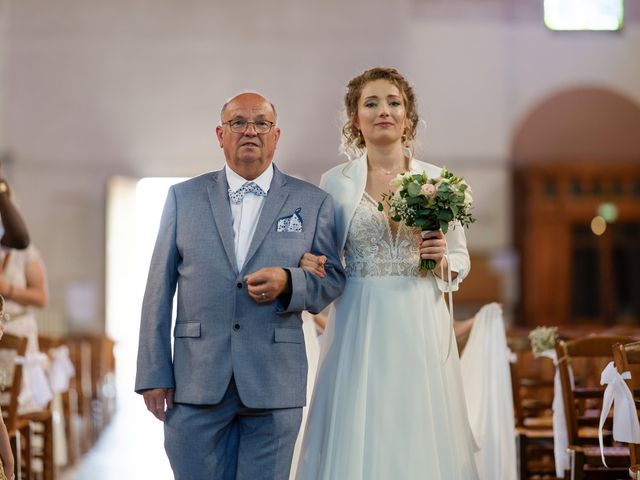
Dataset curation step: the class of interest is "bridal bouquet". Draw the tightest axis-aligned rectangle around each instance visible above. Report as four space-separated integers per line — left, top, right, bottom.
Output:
528 326 558 356
378 168 475 271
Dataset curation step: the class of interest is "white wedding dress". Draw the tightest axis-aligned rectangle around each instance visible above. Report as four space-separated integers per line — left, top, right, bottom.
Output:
295 193 479 480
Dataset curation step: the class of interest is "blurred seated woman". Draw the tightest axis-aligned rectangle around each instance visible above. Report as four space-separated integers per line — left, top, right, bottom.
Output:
0 179 51 412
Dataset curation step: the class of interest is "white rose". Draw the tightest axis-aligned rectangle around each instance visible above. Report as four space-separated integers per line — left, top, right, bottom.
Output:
389 173 405 190
464 186 473 206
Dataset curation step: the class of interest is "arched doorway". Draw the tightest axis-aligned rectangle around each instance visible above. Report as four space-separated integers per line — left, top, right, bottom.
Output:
511 86 640 326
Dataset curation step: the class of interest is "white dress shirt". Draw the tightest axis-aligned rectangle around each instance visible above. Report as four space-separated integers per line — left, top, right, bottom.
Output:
225 164 273 271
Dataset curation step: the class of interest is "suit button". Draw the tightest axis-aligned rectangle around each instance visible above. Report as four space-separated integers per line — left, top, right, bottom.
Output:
233 324 240 331
236 282 242 289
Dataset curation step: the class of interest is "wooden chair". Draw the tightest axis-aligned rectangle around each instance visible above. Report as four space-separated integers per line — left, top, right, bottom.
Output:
39 335 78 472
19 408 54 480
97 336 116 428
612 341 640 479
556 335 637 479
87 336 116 440
0 333 31 480
65 338 93 455
508 333 558 479
15 336 63 480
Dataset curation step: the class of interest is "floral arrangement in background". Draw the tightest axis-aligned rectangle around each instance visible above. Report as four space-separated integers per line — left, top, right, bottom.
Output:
528 326 558 356
378 168 475 270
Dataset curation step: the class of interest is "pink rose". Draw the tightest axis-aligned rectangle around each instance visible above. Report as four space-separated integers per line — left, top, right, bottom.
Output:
421 183 437 197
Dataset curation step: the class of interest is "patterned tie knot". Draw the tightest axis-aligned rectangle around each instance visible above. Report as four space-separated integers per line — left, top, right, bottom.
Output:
228 181 267 204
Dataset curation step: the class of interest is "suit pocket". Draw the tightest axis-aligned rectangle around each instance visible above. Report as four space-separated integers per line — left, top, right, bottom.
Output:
174 322 201 338
276 232 306 240
274 327 303 344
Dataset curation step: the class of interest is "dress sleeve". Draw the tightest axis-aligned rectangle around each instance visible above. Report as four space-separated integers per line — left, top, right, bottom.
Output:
24 244 40 264
433 221 470 293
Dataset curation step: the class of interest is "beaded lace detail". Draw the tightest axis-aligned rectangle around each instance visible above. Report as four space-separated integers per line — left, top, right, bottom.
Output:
344 193 421 278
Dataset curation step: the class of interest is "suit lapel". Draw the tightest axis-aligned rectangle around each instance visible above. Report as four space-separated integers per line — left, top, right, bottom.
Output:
207 170 239 274
242 165 289 271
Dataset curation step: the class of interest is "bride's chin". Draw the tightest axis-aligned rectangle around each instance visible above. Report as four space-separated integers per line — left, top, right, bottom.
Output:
365 135 403 149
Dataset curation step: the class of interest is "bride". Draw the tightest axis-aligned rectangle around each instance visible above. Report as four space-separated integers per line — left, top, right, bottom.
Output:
294 67 479 479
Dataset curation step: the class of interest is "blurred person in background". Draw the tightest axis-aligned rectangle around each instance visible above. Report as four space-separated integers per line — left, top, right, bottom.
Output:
0 176 51 412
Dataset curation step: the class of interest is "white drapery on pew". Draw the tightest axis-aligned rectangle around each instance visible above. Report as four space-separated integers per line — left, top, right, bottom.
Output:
16 352 53 410
47 345 76 466
49 345 75 394
537 348 574 478
598 362 640 467
459 303 518 480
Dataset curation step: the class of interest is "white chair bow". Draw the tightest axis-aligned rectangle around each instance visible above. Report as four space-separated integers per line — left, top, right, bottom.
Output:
48 345 75 394
16 351 54 408
598 361 640 467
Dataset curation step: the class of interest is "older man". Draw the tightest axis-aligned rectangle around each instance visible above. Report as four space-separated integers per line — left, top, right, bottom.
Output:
135 92 345 480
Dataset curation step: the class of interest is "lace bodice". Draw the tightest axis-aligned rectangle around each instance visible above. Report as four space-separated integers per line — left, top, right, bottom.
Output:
344 193 421 277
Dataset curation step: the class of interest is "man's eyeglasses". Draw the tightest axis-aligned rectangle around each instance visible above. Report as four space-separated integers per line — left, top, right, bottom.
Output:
222 119 275 134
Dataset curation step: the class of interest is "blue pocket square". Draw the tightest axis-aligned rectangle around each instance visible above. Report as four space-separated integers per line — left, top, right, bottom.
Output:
277 208 303 233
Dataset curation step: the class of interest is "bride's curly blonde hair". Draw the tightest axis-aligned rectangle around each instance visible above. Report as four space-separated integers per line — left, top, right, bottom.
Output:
341 67 419 158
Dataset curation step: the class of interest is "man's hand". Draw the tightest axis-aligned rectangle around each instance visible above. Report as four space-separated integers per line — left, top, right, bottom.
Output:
244 267 288 303
142 388 174 421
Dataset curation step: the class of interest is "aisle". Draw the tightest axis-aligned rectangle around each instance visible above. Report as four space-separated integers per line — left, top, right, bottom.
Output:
59 369 172 479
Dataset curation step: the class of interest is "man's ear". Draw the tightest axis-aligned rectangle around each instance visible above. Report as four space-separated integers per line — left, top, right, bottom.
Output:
215 125 224 147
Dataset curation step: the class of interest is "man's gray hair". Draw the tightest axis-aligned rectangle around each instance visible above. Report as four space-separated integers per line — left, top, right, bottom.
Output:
220 91 277 123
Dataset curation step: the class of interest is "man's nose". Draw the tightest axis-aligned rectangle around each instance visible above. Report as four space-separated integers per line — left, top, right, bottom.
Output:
244 123 258 136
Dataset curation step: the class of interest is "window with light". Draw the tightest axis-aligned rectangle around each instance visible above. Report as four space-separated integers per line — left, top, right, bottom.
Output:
544 0 624 31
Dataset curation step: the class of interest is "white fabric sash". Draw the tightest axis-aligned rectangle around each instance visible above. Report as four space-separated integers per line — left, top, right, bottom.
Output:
16 352 53 408
459 302 518 480
598 361 640 467
48 345 76 393
421 228 454 363
539 349 573 477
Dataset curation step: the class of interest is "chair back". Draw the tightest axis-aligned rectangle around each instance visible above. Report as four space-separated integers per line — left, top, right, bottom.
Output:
612 341 640 466
508 333 554 428
0 333 28 433
555 335 637 446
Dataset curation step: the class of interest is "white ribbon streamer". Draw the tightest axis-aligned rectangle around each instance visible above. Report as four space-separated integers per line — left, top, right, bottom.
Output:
598 361 640 467
442 243 454 363
48 345 76 393
422 229 454 364
539 349 573 477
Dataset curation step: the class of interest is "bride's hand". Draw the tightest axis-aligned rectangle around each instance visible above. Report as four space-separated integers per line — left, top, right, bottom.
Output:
419 231 448 273
299 253 327 278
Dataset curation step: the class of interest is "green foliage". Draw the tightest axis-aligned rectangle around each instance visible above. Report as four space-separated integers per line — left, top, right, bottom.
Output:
378 168 476 240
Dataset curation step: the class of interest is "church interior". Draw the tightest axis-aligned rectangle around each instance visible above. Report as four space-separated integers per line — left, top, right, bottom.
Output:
0 0 639 479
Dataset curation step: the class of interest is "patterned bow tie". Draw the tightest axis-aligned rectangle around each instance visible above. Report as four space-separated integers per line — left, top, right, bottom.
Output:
228 181 267 204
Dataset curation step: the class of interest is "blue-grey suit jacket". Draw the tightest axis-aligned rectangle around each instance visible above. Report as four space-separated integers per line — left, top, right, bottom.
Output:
135 165 345 409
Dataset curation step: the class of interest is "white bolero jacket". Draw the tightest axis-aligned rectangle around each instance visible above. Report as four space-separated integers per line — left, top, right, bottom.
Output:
319 152 471 292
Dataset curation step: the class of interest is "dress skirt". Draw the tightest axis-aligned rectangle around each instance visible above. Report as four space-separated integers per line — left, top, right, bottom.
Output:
296 275 479 480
